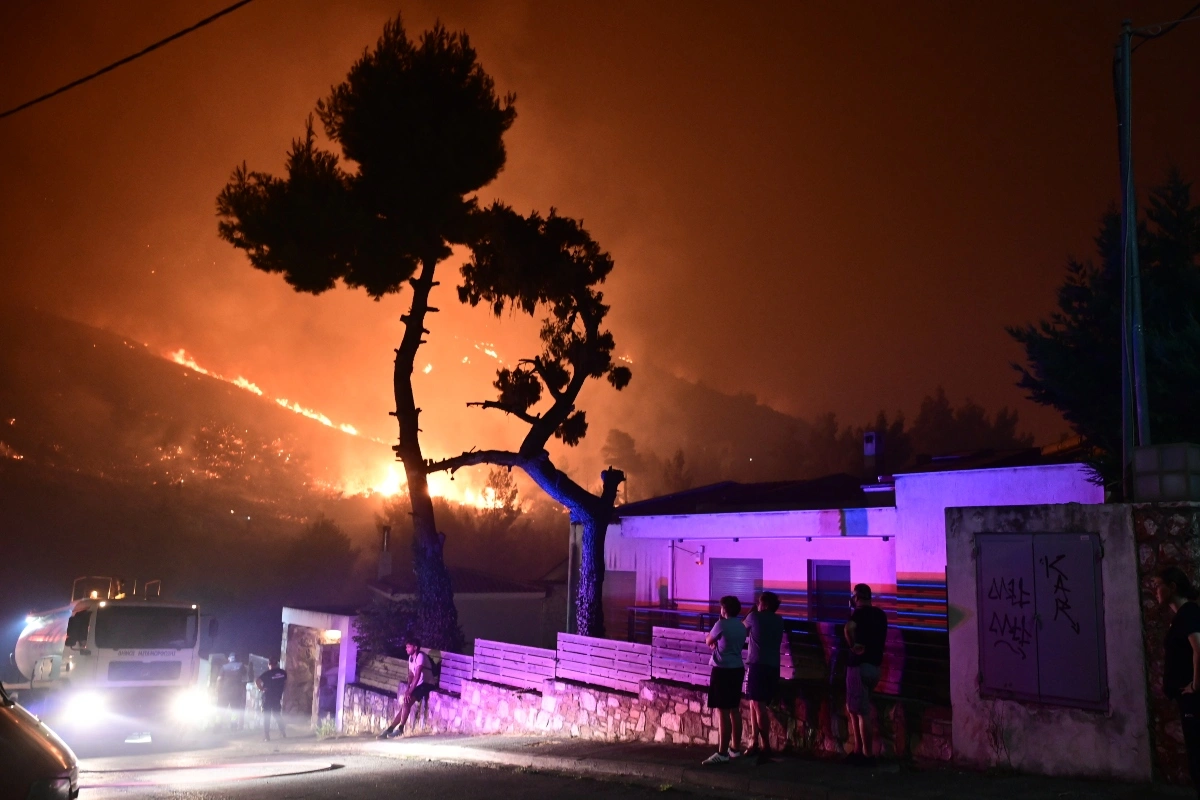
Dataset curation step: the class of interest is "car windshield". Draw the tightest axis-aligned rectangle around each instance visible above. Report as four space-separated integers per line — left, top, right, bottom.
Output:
94 606 198 650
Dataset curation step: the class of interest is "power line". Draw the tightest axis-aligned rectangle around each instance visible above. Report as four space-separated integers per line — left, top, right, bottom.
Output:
0 0 256 120
1132 3 1200 51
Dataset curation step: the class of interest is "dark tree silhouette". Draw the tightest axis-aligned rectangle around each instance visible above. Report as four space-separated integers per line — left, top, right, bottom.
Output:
906 388 1032 457
1009 170 1200 485
428 205 631 637
216 17 516 650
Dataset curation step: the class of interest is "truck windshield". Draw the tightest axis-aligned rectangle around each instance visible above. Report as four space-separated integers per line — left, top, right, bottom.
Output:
94 606 198 650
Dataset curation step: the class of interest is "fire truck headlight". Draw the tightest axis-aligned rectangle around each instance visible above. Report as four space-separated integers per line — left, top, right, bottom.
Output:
171 688 210 722
66 691 107 722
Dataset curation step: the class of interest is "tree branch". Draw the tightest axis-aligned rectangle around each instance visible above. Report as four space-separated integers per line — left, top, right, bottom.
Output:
465 400 541 426
427 449 524 475
519 358 563 401
520 308 600 452
428 447 599 513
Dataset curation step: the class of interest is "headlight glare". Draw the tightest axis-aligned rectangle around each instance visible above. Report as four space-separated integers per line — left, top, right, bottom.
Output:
171 688 210 722
65 691 107 722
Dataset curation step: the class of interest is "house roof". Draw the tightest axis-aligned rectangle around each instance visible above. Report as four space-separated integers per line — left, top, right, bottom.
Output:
285 603 363 617
614 473 893 518
371 566 546 598
614 447 1091 519
896 446 1079 474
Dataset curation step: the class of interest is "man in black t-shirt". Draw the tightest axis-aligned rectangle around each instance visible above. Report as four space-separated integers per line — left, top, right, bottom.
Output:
256 657 287 741
1153 568 1200 790
844 583 887 765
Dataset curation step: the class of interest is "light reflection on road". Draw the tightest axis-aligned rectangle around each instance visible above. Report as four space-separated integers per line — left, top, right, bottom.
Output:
80 759 341 788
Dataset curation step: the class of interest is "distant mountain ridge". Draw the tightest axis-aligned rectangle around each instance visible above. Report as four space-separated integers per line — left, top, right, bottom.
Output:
0 303 390 509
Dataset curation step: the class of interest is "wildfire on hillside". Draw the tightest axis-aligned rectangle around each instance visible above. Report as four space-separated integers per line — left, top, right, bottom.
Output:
164 348 497 508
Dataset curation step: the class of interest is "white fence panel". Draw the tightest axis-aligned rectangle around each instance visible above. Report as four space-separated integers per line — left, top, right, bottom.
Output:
472 639 556 691
555 633 652 693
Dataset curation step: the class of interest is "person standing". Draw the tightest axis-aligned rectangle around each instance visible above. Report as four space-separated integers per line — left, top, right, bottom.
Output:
1153 566 1200 794
744 591 784 764
844 583 887 765
217 653 249 731
256 656 288 741
378 638 437 739
701 595 748 765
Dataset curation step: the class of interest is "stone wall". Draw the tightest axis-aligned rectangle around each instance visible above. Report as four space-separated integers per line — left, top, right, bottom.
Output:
282 623 320 720
1134 502 1200 784
342 676 951 761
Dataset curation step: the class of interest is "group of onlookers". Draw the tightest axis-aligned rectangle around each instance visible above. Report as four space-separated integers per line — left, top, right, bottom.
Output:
694 566 1200 785
701 584 888 767
216 652 288 740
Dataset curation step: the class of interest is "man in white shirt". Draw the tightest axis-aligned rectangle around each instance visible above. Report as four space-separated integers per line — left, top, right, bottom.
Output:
378 638 437 739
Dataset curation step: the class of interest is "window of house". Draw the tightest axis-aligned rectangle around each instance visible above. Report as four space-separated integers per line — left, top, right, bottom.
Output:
709 558 763 608
976 532 1108 711
807 560 851 622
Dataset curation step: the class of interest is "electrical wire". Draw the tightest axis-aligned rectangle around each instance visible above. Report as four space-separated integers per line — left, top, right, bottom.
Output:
1132 3 1200 52
0 0 256 120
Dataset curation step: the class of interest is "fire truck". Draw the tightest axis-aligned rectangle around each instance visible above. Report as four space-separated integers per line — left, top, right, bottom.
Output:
5 577 217 743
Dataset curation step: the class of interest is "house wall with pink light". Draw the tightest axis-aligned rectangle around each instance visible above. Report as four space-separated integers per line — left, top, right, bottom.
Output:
605 463 1102 618
894 464 1104 581
666 535 897 603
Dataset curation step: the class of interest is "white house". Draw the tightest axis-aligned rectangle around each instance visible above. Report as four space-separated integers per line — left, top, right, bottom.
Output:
602 450 1103 634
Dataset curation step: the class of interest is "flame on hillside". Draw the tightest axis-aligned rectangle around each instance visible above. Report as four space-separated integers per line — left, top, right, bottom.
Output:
165 349 493 508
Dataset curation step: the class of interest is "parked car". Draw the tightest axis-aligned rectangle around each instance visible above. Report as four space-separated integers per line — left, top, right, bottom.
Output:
0 681 78 799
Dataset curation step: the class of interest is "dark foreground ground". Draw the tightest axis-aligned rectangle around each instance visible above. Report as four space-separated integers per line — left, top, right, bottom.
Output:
75 730 1197 800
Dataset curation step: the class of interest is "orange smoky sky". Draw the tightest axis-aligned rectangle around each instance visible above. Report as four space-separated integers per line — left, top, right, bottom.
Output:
2 0 1199 464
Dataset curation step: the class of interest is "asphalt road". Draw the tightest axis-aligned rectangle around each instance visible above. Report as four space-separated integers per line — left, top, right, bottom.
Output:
78 741 721 799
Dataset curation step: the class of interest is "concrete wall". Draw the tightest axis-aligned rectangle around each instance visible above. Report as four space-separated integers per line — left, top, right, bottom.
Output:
946 503 1150 781
895 464 1102 580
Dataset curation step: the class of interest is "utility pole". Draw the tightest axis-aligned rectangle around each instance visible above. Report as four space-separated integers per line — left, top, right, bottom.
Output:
1114 19 1151 499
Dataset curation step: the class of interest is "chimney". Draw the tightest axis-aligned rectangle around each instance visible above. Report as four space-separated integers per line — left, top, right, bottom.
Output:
377 525 393 581
863 430 883 478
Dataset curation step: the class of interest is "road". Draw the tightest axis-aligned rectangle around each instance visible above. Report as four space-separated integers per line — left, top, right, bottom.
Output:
76 735 723 799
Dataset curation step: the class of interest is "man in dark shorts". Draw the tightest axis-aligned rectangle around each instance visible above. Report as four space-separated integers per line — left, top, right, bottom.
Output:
744 591 784 764
844 583 887 765
702 595 747 764
255 656 287 741
378 638 437 739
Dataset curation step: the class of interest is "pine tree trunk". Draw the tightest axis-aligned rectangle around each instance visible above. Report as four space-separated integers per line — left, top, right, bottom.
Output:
393 258 463 652
573 469 625 638
574 514 606 638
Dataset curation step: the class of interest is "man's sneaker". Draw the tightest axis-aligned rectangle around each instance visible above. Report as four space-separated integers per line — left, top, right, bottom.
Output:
376 729 393 740
701 752 730 765
728 749 744 759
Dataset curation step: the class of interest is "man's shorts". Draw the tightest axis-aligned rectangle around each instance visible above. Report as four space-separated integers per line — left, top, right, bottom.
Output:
407 683 435 703
845 663 880 715
746 663 779 703
707 667 745 710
